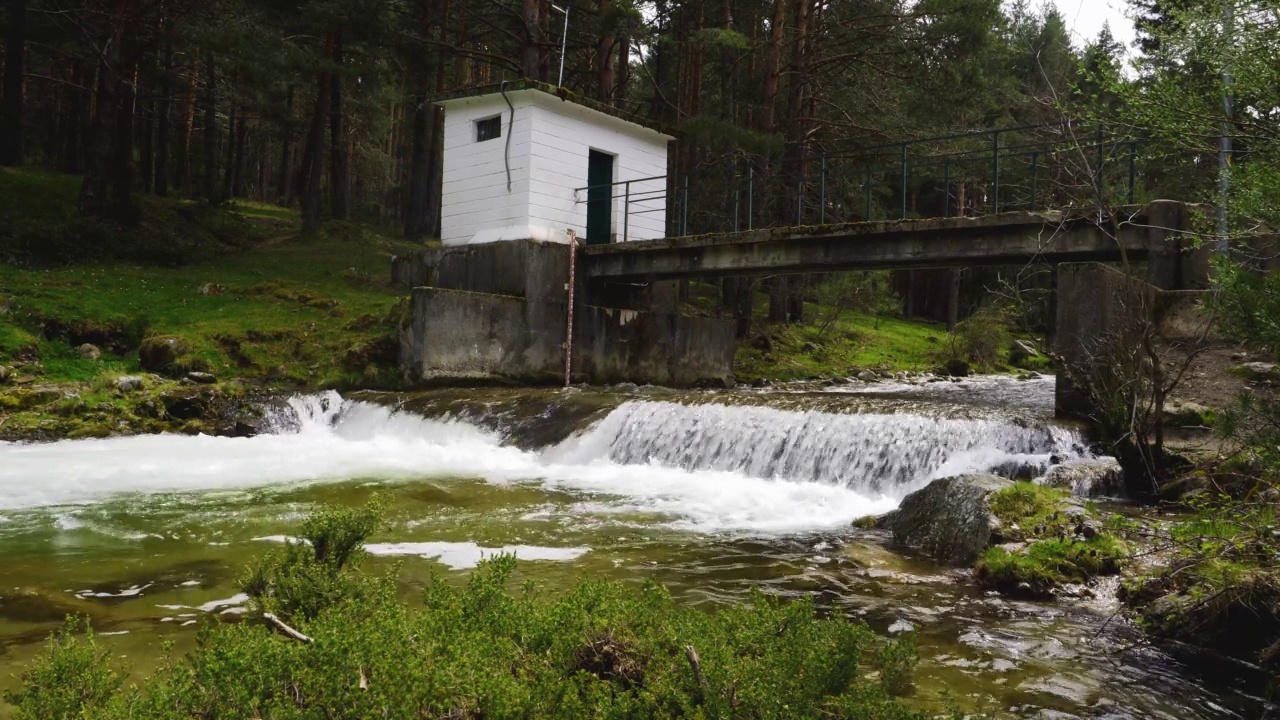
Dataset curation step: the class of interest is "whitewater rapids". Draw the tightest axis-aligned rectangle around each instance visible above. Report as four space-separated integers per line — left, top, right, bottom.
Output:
0 391 1090 534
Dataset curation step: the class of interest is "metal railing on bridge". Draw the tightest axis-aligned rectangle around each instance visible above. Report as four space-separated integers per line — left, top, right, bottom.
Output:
576 121 1212 240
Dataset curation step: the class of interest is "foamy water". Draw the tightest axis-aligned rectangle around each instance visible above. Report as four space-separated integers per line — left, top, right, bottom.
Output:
0 391 1089 534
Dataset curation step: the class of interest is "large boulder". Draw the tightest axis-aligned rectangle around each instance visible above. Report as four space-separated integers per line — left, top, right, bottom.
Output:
1041 457 1124 497
877 474 1012 565
139 336 189 375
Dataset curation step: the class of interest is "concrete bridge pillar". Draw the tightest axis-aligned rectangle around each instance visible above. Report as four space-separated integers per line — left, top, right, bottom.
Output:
1139 200 1212 291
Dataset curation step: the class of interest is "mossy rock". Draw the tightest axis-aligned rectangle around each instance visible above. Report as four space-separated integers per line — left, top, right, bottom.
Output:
975 536 1126 598
139 336 190 375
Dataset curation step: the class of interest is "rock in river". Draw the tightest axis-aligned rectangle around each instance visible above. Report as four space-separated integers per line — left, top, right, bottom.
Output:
876 474 1012 566
1041 457 1124 497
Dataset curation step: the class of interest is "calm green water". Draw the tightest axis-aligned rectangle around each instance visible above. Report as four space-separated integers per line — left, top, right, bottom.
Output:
0 380 1268 717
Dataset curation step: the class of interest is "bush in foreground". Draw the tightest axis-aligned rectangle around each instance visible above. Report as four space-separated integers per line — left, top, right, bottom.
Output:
6 502 924 720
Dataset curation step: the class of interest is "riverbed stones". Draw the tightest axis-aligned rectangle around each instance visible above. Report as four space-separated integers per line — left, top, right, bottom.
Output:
856 370 878 383
78 343 102 360
876 474 1013 566
139 336 189 374
1237 362 1279 382
115 375 145 393
1041 457 1124 497
0 365 10 384
186 371 217 385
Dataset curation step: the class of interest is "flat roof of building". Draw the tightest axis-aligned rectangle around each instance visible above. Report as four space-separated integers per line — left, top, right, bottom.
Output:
434 80 679 139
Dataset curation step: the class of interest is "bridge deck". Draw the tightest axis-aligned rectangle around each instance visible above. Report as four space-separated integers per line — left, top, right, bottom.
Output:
582 206 1156 281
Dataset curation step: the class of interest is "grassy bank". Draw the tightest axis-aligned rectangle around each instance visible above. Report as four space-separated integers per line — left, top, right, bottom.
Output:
0 167 424 440
680 279 1043 383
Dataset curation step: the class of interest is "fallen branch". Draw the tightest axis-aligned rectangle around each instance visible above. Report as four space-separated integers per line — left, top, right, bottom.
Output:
264 613 313 644
684 645 706 690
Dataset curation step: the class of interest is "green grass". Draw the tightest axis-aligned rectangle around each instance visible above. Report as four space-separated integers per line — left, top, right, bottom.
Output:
974 482 1127 596
975 535 1127 596
678 281 949 381
0 168 424 391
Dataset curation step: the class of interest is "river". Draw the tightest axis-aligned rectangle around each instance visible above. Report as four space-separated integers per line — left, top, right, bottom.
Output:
0 377 1268 717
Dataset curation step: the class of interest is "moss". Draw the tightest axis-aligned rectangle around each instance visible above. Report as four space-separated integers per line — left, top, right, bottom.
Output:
988 481 1074 538
975 535 1127 597
852 515 879 529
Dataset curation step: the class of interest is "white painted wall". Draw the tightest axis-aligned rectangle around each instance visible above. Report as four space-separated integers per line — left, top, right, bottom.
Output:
438 89 673 246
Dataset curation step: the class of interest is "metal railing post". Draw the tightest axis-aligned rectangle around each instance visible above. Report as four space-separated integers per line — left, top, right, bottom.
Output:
991 131 1000 214
747 166 754 230
1128 141 1137 204
1030 152 1038 211
900 143 908 219
819 154 826 224
943 161 951 218
682 175 689 236
623 180 630 242
733 184 740 232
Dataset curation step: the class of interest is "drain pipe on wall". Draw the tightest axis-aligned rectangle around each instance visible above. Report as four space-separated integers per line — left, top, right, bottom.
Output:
500 81 514 191
563 229 578 387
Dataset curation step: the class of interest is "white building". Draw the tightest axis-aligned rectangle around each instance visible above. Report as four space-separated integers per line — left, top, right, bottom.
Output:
436 82 675 247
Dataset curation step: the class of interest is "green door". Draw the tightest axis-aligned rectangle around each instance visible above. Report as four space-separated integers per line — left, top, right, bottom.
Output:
586 150 614 245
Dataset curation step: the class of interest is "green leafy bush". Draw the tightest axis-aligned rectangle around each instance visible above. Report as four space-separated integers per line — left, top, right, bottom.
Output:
938 301 1014 370
3 617 123 720
8 504 925 720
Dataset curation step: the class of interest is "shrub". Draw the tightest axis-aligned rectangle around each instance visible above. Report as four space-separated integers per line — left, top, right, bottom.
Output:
938 301 1013 370
3 617 123 719
11 504 926 720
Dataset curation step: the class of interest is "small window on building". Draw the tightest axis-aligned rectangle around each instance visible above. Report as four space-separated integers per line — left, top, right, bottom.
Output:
476 116 501 143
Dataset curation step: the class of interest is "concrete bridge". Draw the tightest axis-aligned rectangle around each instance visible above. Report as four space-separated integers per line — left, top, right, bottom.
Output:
394 200 1211 407
581 201 1206 291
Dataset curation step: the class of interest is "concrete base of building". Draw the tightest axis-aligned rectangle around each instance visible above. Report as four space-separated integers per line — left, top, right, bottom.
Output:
396 239 735 388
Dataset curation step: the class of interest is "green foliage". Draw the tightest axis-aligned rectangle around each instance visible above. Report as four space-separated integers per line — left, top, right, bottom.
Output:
3 617 123 720
12 505 925 720
1211 259 1280 357
242 499 385 623
938 301 1013 371
1122 493 1280 669
874 634 918 697
978 482 1127 596
975 536 1126 596
988 481 1071 533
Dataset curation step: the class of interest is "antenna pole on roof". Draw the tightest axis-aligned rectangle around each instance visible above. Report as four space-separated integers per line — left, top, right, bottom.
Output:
552 3 569 89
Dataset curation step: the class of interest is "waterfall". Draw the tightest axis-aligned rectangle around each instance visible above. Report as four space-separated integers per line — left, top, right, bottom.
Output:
550 400 1089 496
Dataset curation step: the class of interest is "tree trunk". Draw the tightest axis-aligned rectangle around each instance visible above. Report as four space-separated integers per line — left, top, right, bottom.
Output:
77 5 127 218
203 52 218 203
405 98 430 240
108 60 136 216
60 58 88 173
596 0 614 101
299 30 336 233
176 67 195 191
521 0 543 80
223 99 235 199
155 39 173 196
232 115 247 197
0 0 28 166
277 84 293 204
329 28 349 220
139 97 154 193
734 278 754 338
615 30 629 108
759 0 787 133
